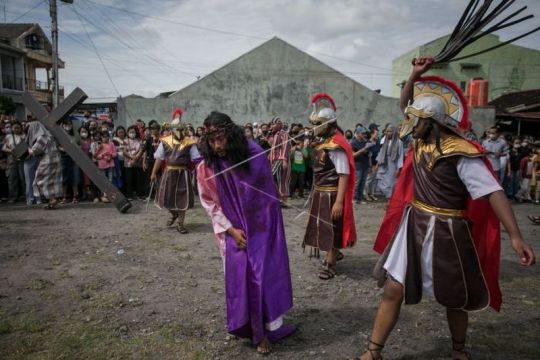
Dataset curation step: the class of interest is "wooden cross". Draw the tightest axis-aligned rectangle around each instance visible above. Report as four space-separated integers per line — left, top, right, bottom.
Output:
22 88 132 213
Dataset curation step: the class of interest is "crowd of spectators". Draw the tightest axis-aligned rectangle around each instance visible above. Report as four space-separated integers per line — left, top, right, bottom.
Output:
0 112 539 207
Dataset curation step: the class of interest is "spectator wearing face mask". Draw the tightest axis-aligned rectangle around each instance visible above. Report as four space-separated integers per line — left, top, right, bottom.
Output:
124 125 145 200
1 121 26 203
26 121 64 209
21 119 40 205
78 125 98 202
0 122 9 202
255 123 271 151
59 119 80 204
506 137 524 201
113 126 127 193
482 127 508 182
94 131 117 203
87 119 99 140
142 121 160 197
516 148 534 202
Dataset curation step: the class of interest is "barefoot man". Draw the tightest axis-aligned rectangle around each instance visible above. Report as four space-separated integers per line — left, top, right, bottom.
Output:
197 111 295 354
355 57 536 360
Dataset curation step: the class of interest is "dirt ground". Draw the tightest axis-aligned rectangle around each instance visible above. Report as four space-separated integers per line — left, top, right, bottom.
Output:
0 197 539 360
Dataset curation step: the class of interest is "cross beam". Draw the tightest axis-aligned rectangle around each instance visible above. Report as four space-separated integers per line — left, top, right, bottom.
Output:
22 88 132 213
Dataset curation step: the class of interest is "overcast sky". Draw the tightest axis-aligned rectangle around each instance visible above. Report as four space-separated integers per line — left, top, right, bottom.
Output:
5 0 540 101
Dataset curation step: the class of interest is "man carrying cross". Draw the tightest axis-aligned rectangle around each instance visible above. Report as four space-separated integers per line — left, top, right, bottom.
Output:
196 111 295 355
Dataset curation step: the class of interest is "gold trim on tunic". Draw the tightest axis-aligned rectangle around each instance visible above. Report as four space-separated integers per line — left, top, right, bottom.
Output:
315 137 340 151
166 165 188 170
314 185 338 192
412 198 466 217
161 135 197 150
414 136 482 170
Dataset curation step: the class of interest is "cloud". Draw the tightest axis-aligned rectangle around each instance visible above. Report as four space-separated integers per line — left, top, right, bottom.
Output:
10 0 540 100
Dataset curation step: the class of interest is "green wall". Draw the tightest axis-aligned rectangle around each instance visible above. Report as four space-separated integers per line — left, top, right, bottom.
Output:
392 34 540 100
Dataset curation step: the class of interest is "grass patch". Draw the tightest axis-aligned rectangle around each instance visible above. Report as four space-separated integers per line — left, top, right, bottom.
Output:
27 279 54 291
1 320 217 360
0 312 49 335
89 292 124 310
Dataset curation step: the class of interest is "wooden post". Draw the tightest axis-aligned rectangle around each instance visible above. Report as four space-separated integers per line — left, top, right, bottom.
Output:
22 88 132 213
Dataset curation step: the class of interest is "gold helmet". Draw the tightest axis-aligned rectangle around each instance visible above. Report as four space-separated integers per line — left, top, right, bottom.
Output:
309 93 337 137
400 76 470 139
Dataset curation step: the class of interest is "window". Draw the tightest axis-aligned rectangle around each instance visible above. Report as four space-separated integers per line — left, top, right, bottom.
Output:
25 34 41 50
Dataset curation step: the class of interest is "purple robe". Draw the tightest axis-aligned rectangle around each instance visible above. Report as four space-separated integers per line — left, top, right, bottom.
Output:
211 140 293 344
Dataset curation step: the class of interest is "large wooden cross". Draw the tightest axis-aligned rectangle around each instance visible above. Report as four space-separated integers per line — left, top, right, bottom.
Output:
22 88 132 213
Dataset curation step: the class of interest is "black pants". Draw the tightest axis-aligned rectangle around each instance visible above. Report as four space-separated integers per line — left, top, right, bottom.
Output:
125 166 144 198
0 168 8 199
7 161 25 200
304 166 313 191
289 170 305 197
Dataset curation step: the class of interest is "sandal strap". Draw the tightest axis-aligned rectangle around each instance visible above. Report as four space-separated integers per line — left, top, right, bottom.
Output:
368 339 385 349
366 338 384 359
318 268 335 279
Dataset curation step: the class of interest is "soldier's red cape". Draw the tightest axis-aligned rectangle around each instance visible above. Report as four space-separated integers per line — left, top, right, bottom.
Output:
373 141 502 311
332 130 357 247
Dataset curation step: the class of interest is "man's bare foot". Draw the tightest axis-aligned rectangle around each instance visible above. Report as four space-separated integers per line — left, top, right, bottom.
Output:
451 349 469 360
257 336 271 354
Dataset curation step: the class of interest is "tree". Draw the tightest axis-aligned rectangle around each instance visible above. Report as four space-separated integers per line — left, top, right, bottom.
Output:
0 95 16 115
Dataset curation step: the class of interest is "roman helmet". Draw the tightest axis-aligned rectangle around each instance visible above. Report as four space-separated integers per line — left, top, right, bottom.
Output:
171 107 184 138
171 107 183 127
399 76 470 139
308 93 337 137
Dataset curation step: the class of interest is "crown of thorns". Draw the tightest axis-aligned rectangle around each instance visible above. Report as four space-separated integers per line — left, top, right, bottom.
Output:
202 122 235 137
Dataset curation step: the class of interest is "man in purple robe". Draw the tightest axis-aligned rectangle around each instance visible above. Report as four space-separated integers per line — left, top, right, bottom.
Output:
196 111 295 354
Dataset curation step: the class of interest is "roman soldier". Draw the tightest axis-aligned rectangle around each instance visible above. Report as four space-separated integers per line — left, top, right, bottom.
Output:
151 107 200 233
303 93 357 280
355 57 535 360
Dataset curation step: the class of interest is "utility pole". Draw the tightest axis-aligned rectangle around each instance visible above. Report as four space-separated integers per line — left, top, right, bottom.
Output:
50 0 59 108
50 0 73 109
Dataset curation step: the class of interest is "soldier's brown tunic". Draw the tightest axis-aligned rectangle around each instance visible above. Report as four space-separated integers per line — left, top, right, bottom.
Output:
374 136 491 311
155 136 196 211
303 138 345 252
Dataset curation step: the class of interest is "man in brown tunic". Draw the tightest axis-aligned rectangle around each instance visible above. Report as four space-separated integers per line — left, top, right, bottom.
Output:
303 93 356 280
356 58 535 360
150 108 200 233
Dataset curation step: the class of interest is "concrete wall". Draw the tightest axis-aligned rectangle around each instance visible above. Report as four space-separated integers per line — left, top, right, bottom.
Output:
392 34 540 100
470 106 496 137
116 96 175 129
119 38 403 130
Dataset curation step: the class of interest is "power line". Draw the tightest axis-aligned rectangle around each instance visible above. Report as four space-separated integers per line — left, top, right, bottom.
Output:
85 0 397 73
78 0 200 76
87 0 210 73
71 2 196 78
71 7 120 96
86 0 268 41
9 0 45 22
